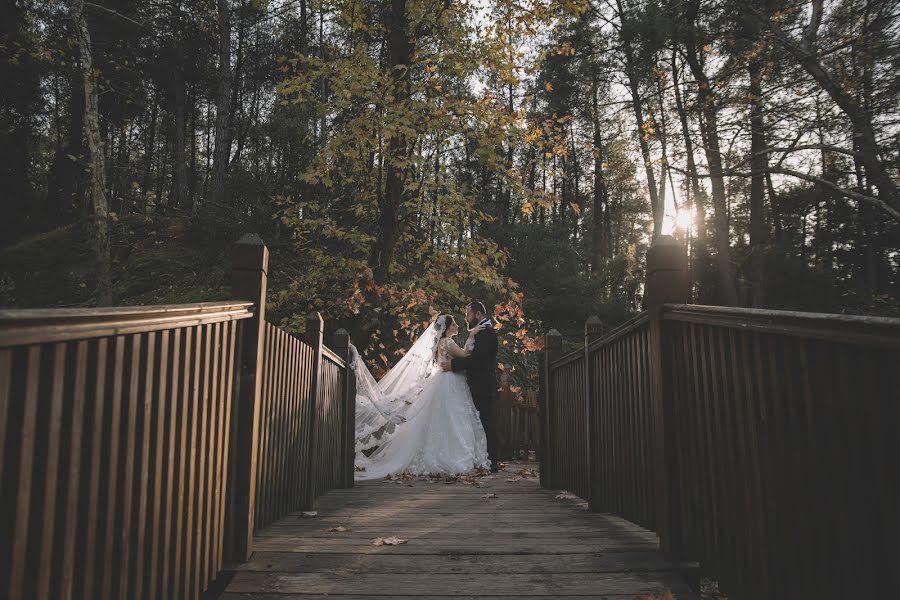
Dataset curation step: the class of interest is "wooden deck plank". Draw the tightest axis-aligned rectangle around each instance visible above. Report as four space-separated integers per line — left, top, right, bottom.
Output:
219 462 696 599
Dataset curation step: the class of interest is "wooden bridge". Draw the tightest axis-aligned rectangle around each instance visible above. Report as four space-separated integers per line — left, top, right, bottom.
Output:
1 234 898 599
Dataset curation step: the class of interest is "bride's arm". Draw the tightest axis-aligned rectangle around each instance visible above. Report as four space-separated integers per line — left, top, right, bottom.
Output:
445 339 470 358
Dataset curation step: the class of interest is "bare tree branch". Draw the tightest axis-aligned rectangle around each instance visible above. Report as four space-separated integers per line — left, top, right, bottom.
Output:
669 164 900 220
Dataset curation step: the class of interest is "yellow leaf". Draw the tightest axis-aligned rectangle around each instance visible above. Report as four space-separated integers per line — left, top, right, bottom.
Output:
545 82 553 93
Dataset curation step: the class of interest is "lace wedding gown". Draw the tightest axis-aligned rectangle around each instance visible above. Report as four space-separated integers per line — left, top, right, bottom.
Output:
354 337 490 480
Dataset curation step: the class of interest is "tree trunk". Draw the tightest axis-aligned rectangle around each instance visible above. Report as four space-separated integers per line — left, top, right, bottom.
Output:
748 60 767 308
370 0 411 283
74 0 112 305
627 68 662 239
54 67 86 222
591 83 607 273
671 51 705 244
685 43 738 306
172 61 189 210
614 0 662 239
211 0 232 206
188 83 198 205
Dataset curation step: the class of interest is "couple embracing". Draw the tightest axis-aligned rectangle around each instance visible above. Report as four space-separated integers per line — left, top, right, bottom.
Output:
353 301 499 480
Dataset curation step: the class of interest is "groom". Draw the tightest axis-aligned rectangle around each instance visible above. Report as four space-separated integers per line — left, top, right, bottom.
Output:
440 301 499 473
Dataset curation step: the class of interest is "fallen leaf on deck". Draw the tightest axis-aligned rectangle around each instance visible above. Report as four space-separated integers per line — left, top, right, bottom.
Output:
372 536 408 546
301 511 318 518
506 477 523 482
481 493 498 499
555 491 579 500
327 526 350 532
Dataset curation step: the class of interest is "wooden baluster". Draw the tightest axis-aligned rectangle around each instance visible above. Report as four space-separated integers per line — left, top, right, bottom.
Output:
540 329 562 490
227 233 268 563
644 235 689 557
584 315 602 510
332 329 355 489
303 313 324 509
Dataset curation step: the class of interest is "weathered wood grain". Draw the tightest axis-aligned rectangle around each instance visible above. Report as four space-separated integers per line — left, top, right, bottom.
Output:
219 463 697 599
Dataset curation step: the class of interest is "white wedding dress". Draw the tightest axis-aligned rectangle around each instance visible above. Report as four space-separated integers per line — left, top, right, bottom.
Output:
352 324 490 480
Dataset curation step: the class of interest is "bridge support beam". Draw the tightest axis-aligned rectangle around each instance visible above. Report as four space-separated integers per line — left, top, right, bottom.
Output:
540 329 562 489
332 329 356 489
227 233 269 563
645 235 688 557
303 313 325 509
584 315 603 511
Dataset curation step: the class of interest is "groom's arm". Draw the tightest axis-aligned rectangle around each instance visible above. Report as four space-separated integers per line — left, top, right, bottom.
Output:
450 330 494 372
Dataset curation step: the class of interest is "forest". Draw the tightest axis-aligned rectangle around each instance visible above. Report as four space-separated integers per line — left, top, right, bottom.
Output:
2 0 898 383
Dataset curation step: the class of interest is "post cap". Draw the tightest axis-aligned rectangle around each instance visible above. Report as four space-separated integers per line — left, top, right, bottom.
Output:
646 235 687 273
233 233 269 272
644 236 689 307
585 315 603 337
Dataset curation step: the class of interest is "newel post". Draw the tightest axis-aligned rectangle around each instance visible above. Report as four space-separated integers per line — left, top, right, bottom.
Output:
332 329 356 489
584 315 603 511
645 235 689 556
227 233 268 563
539 329 562 489
302 312 324 509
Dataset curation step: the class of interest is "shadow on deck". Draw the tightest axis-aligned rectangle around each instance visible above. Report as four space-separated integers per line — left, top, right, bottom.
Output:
218 462 698 599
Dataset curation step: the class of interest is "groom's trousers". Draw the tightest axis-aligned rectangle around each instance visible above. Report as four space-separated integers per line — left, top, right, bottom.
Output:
473 390 498 470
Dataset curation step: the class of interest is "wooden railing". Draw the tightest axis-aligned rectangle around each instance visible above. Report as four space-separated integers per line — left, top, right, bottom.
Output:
0 234 356 600
496 377 540 460
541 236 900 600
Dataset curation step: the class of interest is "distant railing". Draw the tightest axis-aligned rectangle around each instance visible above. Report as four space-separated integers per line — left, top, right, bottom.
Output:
541 236 900 600
0 234 356 600
496 376 540 461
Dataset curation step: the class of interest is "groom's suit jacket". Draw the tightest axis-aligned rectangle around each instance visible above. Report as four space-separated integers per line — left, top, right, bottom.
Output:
450 320 498 409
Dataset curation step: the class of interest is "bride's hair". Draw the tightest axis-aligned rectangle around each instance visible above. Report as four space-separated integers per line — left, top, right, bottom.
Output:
433 314 456 362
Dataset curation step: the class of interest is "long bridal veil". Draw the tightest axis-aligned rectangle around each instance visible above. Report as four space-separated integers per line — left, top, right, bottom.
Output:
350 321 440 454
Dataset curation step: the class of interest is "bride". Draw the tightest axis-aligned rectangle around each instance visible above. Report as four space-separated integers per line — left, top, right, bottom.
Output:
351 314 490 480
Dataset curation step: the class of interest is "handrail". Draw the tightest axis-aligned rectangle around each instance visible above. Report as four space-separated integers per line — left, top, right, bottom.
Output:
549 311 651 370
662 303 900 347
321 345 347 369
0 301 254 346
549 347 584 369
586 311 650 354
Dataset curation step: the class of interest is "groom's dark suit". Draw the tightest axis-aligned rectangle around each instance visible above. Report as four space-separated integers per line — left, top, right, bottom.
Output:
451 320 499 471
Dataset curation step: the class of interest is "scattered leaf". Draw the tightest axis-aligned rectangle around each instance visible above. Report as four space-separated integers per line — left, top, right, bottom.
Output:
301 511 318 518
555 491 579 501
372 536 408 546
482 493 498 499
328 526 350 532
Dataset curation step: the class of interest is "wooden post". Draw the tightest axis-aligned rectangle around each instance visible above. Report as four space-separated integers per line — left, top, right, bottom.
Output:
539 329 562 489
645 235 688 556
332 329 355 489
302 312 324 509
584 315 603 511
497 372 513 461
227 233 268 563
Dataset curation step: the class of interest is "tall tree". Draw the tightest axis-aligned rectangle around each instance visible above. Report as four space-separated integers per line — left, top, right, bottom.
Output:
211 0 232 207
73 0 112 305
